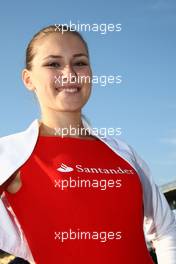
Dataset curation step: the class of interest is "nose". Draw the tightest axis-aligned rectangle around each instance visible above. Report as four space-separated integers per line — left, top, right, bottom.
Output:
61 64 77 85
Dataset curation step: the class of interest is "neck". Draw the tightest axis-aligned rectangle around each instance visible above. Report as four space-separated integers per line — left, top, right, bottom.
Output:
39 110 86 137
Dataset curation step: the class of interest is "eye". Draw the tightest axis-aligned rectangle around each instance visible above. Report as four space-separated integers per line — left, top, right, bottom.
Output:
46 62 61 68
74 61 88 66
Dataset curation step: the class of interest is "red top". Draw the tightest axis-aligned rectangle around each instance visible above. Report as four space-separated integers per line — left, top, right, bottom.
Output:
5 135 154 264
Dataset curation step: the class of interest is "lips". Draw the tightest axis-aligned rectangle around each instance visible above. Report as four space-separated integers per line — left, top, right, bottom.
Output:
55 85 81 93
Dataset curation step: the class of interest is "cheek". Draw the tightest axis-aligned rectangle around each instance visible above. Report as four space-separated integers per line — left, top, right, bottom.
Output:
37 71 56 90
78 68 91 77
32 70 45 85
82 79 92 100
44 70 56 83
77 68 92 87
33 76 55 103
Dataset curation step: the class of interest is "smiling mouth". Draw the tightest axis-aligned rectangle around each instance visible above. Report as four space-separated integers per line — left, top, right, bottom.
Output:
55 87 81 93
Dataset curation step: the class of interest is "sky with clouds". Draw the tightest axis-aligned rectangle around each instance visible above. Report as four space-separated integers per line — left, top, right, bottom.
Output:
0 0 175 186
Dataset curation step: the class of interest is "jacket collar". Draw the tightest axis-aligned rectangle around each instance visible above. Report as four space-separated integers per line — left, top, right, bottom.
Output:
0 116 111 185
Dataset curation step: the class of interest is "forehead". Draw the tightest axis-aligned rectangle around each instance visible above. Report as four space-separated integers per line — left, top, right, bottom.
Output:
33 33 87 60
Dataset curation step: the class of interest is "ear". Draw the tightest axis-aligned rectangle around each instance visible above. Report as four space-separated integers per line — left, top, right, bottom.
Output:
22 69 36 92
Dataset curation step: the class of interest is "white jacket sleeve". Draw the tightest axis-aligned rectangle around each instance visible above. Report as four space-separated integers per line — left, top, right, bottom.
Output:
130 146 176 264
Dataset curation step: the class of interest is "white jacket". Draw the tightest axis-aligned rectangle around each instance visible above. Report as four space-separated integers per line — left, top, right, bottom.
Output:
0 117 176 263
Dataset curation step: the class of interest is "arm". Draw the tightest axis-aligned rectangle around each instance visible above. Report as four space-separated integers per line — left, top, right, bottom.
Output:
0 170 21 196
130 147 176 264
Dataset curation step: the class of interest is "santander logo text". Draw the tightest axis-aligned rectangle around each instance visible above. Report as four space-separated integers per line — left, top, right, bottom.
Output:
56 163 134 175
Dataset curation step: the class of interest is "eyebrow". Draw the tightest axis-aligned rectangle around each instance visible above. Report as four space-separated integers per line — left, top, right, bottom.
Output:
43 53 88 60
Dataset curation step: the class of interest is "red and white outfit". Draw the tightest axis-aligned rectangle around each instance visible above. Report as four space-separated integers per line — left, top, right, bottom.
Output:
0 117 176 263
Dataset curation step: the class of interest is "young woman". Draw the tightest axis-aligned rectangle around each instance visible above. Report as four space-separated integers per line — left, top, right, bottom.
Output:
0 25 175 264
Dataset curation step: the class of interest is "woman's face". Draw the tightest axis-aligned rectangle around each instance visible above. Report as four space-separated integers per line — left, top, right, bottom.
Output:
23 33 92 113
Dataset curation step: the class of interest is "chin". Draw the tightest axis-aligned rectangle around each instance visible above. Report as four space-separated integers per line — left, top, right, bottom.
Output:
55 106 83 112
58 101 86 111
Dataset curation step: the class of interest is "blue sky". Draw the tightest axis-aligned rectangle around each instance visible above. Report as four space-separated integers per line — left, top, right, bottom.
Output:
0 0 175 186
